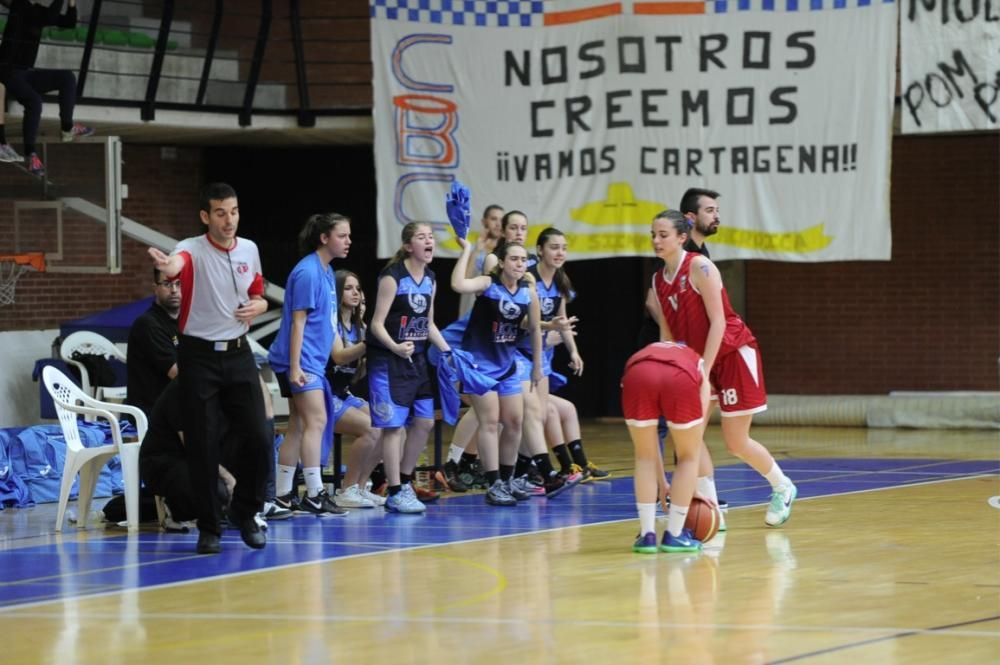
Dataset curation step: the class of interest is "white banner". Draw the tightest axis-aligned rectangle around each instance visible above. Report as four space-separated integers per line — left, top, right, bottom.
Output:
371 0 897 261
901 2 1000 134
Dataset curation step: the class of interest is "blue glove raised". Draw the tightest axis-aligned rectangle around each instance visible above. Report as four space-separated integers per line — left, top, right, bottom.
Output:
445 180 471 240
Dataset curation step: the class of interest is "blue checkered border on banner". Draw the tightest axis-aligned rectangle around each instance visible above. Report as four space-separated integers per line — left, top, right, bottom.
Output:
369 0 895 24
370 0 544 26
706 0 894 12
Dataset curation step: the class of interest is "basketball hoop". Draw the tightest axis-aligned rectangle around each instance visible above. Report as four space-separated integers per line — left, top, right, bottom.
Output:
0 252 46 306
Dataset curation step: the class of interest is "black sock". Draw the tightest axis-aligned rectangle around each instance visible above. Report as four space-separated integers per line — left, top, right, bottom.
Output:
552 444 574 473
388 484 403 496
532 453 555 477
569 439 588 467
514 454 532 477
461 452 478 465
485 470 499 485
0 125 6 144
370 463 386 489
499 464 514 481
400 472 413 485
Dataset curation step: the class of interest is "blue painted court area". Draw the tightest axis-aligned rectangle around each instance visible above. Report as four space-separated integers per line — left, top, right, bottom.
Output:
1 457 996 609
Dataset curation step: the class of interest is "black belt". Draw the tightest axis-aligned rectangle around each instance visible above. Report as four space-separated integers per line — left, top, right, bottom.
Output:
180 334 248 352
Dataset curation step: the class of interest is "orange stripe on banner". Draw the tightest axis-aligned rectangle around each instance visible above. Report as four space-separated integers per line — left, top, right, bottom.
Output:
543 3 623 25
634 2 707 14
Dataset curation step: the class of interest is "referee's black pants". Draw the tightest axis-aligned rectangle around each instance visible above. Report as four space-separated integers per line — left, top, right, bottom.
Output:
177 336 269 535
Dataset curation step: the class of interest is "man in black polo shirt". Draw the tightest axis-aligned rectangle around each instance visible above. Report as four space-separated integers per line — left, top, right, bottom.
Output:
126 268 180 418
678 187 720 257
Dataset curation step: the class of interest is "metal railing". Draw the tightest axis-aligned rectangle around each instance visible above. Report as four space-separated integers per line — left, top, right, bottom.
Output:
1 0 372 126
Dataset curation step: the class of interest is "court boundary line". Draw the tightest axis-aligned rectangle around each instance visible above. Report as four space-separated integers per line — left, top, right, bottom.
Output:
764 614 1000 664
0 470 995 614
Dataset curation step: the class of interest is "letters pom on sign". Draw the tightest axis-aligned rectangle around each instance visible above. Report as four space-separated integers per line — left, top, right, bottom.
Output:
684 497 720 543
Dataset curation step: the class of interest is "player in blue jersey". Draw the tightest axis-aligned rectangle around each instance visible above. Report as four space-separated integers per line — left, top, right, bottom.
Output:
367 222 452 513
529 227 611 482
444 212 571 498
268 213 351 516
328 270 386 509
451 236 550 506
445 208 529 489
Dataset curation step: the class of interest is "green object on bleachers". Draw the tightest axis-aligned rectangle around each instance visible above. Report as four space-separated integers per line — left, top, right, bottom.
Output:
127 32 155 48
102 29 127 46
26 20 181 51
49 27 75 42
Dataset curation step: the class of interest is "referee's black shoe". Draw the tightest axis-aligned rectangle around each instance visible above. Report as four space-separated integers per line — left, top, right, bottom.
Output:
235 514 267 549
196 530 222 554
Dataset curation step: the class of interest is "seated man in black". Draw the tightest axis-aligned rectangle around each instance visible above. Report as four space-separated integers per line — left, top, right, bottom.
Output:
126 268 180 418
141 379 236 529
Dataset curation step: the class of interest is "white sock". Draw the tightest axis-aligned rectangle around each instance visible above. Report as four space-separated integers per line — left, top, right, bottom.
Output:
764 463 791 490
448 444 465 464
276 464 297 496
303 466 323 497
697 476 719 504
637 502 656 536
667 504 689 537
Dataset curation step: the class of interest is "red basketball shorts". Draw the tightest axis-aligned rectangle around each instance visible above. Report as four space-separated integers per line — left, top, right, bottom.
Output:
709 343 768 416
621 359 704 429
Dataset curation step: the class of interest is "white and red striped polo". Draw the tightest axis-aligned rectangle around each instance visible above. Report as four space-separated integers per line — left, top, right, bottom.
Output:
172 234 264 340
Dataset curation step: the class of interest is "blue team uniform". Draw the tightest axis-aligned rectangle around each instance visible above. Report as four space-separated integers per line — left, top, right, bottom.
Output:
268 252 337 393
366 261 436 428
324 319 367 426
461 273 532 397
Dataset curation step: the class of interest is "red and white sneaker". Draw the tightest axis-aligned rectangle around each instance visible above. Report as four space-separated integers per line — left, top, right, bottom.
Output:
25 152 45 176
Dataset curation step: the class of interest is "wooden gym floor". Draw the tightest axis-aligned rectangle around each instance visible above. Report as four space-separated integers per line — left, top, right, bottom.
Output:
0 424 998 665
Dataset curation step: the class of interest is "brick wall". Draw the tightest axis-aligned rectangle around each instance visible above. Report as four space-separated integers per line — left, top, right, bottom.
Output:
748 132 999 393
0 144 204 329
169 0 372 110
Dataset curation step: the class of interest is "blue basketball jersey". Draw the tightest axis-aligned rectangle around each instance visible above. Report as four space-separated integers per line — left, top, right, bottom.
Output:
268 252 337 376
328 319 363 397
516 264 563 354
462 274 531 376
367 261 435 353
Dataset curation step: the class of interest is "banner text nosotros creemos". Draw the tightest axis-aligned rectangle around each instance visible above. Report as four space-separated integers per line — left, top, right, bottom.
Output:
371 2 896 262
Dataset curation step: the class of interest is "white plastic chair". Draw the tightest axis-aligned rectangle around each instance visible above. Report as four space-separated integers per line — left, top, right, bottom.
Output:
60 330 128 403
42 365 147 532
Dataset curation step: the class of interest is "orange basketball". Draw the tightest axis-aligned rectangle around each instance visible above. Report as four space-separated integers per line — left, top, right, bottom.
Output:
684 497 720 542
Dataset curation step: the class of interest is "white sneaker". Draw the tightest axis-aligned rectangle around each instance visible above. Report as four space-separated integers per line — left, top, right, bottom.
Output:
335 483 376 509
385 483 426 513
361 486 387 506
262 501 294 520
0 144 22 163
765 482 798 527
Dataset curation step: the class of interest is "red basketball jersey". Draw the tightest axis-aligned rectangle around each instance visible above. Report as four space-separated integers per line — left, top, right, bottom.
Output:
624 341 702 382
653 251 756 358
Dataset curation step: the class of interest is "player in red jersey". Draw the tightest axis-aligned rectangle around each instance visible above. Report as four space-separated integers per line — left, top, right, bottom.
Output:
648 210 797 528
622 341 710 553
